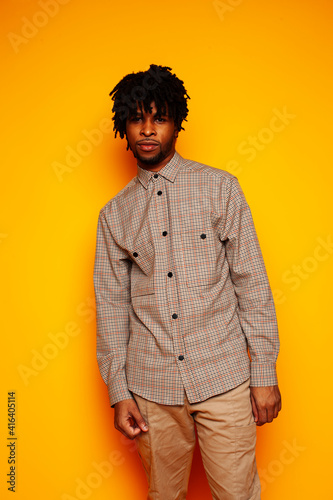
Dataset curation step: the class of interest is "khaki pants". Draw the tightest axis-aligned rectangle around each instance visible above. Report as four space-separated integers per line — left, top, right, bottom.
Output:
133 379 261 500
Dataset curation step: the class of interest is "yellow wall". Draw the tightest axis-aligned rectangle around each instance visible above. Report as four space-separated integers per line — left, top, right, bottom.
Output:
1 0 332 498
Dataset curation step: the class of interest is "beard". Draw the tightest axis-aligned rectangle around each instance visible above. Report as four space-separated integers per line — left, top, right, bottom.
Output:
136 148 165 165
131 136 175 166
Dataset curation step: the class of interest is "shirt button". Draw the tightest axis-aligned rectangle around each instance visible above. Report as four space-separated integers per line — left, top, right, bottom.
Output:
178 355 184 361
133 252 138 258
162 231 168 236
167 272 173 278
157 191 162 196
154 174 159 179
200 233 207 239
172 313 178 319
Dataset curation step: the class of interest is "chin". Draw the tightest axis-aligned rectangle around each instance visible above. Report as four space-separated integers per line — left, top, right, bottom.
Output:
137 151 164 166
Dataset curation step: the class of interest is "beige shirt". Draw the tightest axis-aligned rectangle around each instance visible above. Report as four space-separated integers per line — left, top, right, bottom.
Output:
94 152 279 406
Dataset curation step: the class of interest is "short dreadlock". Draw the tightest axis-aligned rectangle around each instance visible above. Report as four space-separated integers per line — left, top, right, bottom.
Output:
109 64 190 142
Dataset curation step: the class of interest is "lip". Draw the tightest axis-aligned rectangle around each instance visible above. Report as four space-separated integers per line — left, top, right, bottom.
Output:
137 141 159 152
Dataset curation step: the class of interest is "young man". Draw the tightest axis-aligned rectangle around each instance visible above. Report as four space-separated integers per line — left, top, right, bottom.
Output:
94 64 281 499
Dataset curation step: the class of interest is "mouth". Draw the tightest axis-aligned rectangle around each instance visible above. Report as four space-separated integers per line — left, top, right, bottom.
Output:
137 141 160 152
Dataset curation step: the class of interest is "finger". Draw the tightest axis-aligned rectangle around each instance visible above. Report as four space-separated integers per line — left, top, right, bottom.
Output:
114 414 137 439
273 402 280 418
130 408 148 432
115 421 135 440
266 406 274 423
127 425 142 439
117 419 142 440
257 408 268 426
121 428 135 440
274 388 282 417
250 394 259 423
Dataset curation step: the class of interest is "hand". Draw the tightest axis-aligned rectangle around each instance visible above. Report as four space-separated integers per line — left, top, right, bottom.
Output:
114 399 148 439
250 385 281 426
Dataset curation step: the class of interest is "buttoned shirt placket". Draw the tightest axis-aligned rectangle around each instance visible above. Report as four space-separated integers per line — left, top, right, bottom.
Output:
147 172 188 394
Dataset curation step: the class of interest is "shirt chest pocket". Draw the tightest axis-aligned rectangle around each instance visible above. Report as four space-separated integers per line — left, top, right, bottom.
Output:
130 241 155 297
180 227 221 287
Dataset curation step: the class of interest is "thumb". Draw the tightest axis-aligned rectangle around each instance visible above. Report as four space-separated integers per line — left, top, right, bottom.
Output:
131 407 148 432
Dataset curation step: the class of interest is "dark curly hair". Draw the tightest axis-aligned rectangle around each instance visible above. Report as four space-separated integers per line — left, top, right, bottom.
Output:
109 64 190 141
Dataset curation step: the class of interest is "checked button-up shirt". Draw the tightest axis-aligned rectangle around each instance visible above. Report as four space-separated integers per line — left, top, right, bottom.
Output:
94 151 279 406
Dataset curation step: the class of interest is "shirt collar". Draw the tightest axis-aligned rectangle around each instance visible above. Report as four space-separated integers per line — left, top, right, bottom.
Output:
137 151 183 189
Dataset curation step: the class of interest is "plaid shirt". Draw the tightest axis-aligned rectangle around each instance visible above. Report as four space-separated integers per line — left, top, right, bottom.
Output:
94 152 279 406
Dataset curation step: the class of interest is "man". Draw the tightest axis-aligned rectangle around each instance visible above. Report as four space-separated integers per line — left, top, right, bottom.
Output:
94 64 281 499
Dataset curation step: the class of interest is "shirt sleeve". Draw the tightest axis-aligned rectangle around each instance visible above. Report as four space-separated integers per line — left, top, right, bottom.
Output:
94 209 134 406
221 177 280 387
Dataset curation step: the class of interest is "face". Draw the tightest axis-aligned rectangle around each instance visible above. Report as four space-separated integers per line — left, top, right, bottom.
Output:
125 102 179 171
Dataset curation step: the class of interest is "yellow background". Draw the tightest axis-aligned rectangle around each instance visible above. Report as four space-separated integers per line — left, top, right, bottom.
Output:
1 0 332 498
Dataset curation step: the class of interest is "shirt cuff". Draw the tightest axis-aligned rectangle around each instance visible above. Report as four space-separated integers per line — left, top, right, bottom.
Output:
250 362 278 387
108 381 134 408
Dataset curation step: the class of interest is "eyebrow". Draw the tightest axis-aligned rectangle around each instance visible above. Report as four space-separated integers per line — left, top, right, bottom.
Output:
133 111 168 118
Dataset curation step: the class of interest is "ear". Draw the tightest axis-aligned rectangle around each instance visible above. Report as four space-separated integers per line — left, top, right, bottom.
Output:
174 128 179 138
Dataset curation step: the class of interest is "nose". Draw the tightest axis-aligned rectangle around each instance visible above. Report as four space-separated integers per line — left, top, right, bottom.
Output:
140 117 156 137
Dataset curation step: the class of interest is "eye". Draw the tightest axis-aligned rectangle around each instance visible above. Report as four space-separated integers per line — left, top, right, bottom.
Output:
130 116 142 122
155 117 166 123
